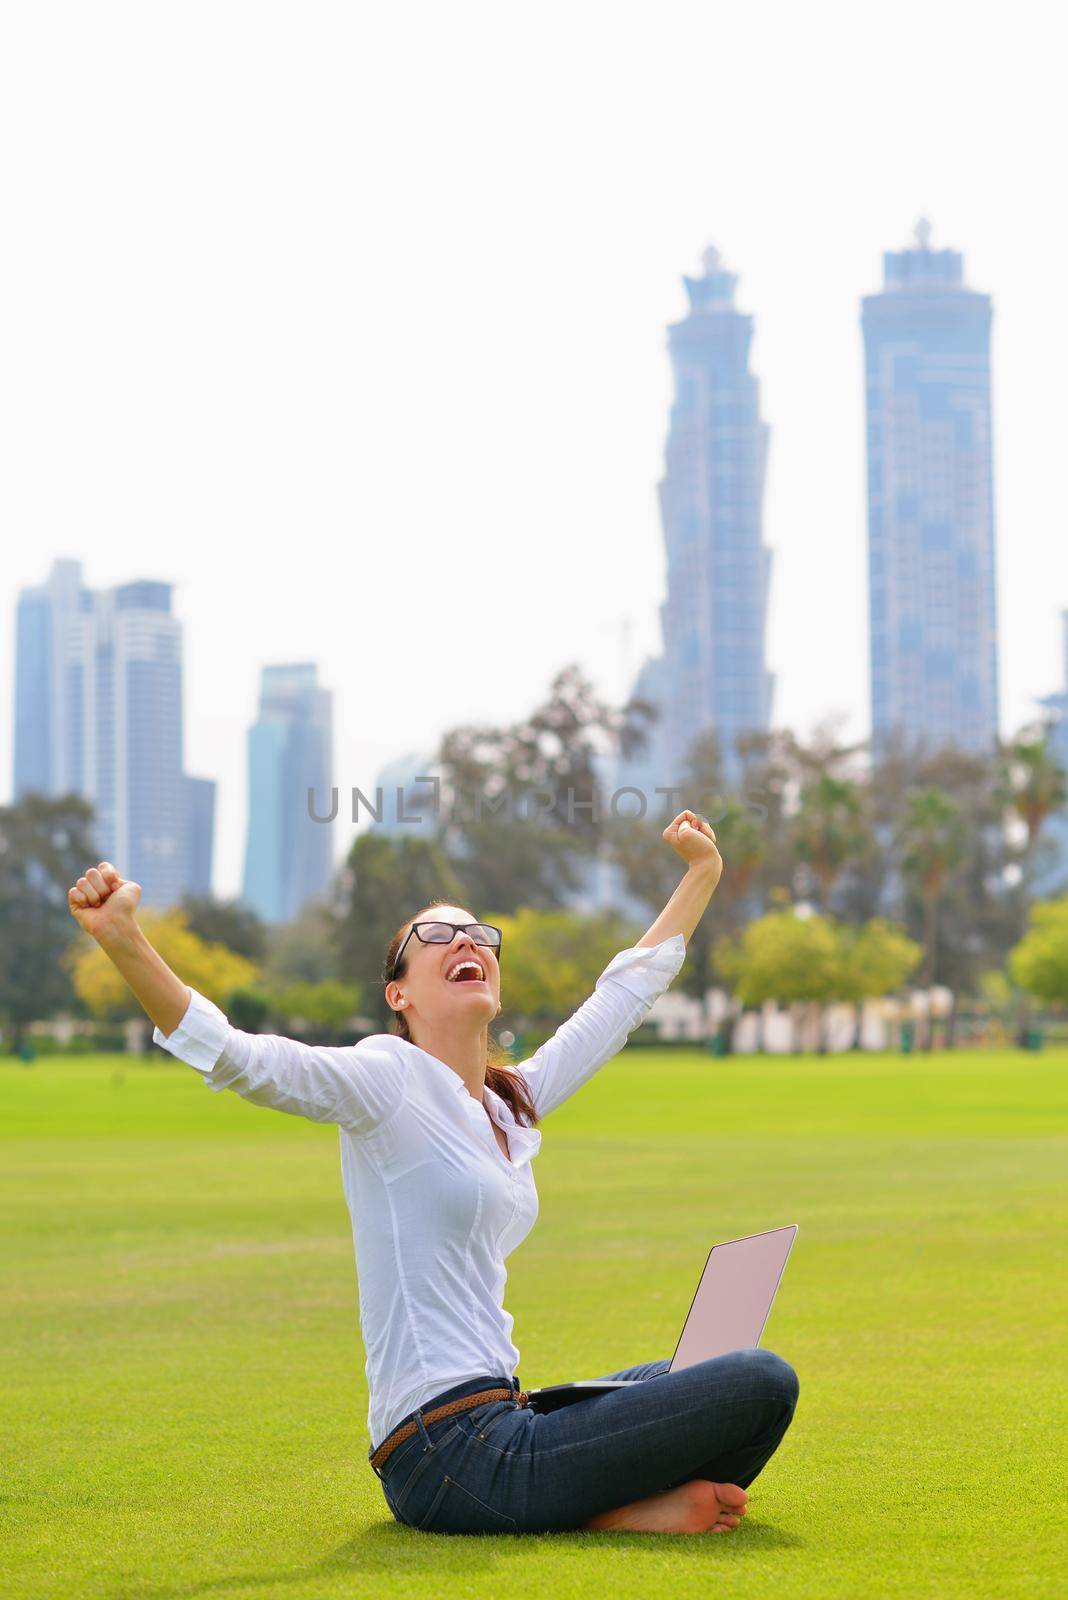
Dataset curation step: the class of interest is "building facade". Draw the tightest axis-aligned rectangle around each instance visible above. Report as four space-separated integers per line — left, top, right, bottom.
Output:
1033 609 1068 899
364 749 440 836
13 560 215 904
241 663 334 922
862 221 1000 759
619 247 773 798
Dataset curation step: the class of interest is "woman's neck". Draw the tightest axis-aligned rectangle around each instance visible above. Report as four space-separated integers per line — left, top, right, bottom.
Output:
409 1020 489 1099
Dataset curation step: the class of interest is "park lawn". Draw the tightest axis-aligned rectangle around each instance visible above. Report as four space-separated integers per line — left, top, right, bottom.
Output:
1 1045 1066 1600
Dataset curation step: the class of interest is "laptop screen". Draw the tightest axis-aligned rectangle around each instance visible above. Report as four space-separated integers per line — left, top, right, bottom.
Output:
669 1224 797 1371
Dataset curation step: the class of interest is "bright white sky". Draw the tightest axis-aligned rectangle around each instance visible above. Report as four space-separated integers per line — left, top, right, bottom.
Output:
3 2 1067 896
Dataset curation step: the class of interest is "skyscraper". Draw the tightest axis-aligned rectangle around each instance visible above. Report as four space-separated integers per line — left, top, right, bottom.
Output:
241 664 334 922
13 560 215 905
619 247 773 795
1033 609 1068 898
365 749 439 836
862 221 1000 758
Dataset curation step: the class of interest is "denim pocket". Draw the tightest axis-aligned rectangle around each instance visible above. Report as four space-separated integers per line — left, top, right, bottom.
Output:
454 1398 518 1445
385 1423 461 1523
416 1472 518 1535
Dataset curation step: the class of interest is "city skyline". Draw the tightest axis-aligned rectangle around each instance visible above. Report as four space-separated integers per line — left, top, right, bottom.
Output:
6 0 1068 915
8 216 1067 900
4 3 1067 900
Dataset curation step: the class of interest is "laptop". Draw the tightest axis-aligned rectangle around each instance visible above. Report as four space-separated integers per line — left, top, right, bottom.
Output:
525 1224 798 1414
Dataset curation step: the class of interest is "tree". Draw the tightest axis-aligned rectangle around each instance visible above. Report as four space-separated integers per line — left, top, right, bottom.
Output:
791 773 869 911
715 908 920 1054
730 728 797 905
1008 896 1068 1005
71 911 258 1022
226 988 271 1033
835 919 923 1048
265 896 341 984
265 980 364 1042
180 895 267 962
434 664 624 914
711 799 768 919
998 727 1068 900
0 794 98 1051
715 908 840 1052
335 831 467 1030
860 739 1017 994
900 789 967 986
494 907 643 1030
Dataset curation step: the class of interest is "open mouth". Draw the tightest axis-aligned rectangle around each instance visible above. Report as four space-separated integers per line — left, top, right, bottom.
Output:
444 958 486 985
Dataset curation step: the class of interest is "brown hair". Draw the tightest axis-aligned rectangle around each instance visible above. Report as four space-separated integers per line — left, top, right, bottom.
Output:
383 901 540 1129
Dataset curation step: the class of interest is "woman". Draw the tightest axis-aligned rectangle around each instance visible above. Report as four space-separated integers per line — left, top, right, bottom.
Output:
67 809 798 1536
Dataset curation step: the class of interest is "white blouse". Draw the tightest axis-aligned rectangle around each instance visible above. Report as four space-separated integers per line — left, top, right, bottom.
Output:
153 931 687 1449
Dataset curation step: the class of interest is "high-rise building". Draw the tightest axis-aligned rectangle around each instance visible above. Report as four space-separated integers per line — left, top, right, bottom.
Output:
13 560 215 905
241 664 334 922
183 775 216 897
618 247 773 795
365 749 439 836
1033 610 1068 898
862 220 1000 759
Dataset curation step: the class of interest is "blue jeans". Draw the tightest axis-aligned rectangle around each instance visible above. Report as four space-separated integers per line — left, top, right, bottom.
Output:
372 1348 800 1535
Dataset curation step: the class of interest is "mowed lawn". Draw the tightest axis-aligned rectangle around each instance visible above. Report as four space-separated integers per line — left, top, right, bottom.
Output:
2 1045 1066 1600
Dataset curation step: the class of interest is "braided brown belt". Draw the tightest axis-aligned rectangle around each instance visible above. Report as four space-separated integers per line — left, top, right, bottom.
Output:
370 1386 529 1475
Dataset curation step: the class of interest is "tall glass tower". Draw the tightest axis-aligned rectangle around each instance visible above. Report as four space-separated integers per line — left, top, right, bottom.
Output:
625 247 772 793
1033 609 1068 898
862 221 1000 758
13 560 215 904
241 664 334 922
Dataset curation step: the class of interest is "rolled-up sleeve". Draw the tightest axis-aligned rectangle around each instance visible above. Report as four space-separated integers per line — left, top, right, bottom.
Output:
153 988 404 1135
517 932 687 1119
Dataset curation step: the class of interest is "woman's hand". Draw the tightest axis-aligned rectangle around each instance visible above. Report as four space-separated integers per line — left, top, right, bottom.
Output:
635 811 724 949
68 863 142 946
663 810 723 885
67 864 189 1034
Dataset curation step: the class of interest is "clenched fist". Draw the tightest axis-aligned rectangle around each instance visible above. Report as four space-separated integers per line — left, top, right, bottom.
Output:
68 863 142 944
663 810 723 886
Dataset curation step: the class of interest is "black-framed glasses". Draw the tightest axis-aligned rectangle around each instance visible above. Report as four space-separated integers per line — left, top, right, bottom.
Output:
389 921 503 982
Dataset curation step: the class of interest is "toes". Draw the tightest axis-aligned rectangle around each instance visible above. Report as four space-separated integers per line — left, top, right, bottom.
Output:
685 1482 724 1518
713 1481 748 1510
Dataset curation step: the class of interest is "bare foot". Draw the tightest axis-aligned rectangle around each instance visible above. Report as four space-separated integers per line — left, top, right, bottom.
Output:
583 1479 748 1534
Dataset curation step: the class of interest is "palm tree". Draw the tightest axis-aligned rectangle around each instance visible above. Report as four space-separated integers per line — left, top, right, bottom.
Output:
714 799 768 907
901 789 966 988
791 774 868 912
999 729 1068 899
997 728 1068 1046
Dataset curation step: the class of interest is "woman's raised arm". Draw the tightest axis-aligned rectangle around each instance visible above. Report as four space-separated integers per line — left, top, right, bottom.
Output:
635 811 723 947
67 863 403 1134
517 811 723 1119
68 863 190 1034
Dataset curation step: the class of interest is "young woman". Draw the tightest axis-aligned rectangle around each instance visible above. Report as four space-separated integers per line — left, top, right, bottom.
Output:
67 808 799 1537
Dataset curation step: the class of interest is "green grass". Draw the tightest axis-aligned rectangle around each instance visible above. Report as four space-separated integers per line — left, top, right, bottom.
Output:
2 1046 1066 1600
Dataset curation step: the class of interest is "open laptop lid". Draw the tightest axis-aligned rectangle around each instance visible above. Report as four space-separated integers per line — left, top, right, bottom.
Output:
668 1224 798 1372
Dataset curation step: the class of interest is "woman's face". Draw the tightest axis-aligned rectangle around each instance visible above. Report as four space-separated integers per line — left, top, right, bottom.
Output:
387 905 501 1032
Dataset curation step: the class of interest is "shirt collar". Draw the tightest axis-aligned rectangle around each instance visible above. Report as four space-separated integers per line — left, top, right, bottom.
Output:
404 1041 542 1167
